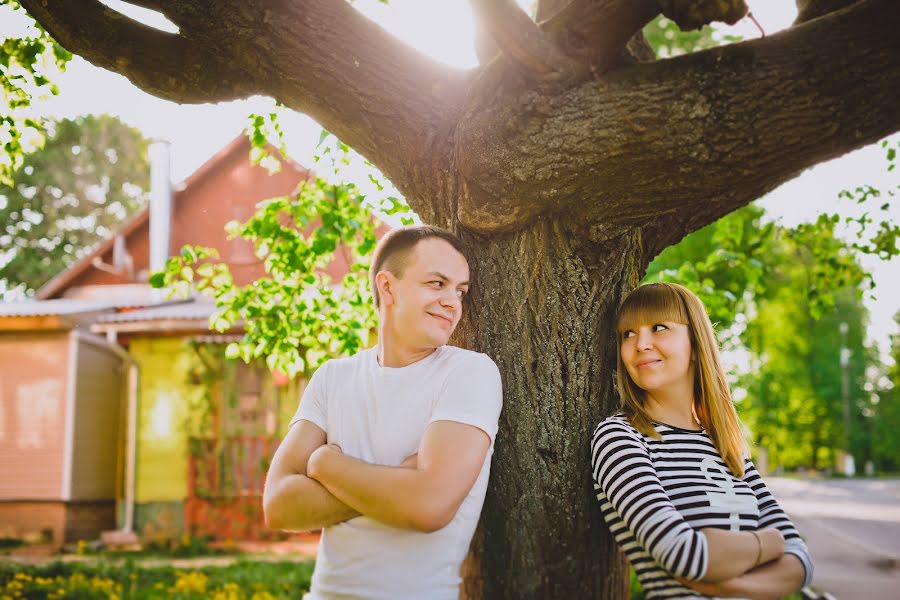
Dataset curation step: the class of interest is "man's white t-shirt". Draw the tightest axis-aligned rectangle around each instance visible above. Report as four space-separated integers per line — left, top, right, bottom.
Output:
290 345 503 600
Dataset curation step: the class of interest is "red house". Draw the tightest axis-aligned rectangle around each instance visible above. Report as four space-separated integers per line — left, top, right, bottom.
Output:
0 134 364 544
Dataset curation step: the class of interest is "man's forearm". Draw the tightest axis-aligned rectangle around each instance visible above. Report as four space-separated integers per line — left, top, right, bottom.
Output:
264 472 360 532
309 451 447 532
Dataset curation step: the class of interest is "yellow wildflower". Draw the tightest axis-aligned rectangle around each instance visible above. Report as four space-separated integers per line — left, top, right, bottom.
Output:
171 570 208 594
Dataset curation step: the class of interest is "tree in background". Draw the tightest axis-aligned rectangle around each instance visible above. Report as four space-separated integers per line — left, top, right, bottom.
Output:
647 204 877 471
869 313 900 472
740 241 871 471
0 114 149 299
9 0 900 595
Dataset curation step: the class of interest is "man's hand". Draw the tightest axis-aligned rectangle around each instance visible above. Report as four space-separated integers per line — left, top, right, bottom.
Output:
263 422 359 531
306 421 491 532
308 447 417 478
307 443 344 481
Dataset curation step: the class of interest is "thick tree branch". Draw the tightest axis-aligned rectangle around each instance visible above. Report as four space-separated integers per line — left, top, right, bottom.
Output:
656 0 748 30
473 18 501 65
456 0 900 233
469 0 578 76
19 0 251 103
21 0 473 225
119 1 166 12
258 0 472 224
536 0 571 22
543 0 660 72
795 0 856 23
543 0 746 73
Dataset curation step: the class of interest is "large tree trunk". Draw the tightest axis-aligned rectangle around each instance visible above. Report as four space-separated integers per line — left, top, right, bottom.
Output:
452 218 645 597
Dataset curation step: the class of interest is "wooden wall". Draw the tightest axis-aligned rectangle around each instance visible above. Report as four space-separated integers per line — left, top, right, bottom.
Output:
0 332 70 500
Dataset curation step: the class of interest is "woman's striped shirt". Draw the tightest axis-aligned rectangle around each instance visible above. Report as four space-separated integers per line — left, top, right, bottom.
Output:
591 414 814 599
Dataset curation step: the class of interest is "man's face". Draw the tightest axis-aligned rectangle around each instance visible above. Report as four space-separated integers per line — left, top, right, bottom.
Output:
381 238 470 349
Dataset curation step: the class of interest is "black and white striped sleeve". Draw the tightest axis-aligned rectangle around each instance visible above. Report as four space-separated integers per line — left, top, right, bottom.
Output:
743 460 814 587
591 419 709 580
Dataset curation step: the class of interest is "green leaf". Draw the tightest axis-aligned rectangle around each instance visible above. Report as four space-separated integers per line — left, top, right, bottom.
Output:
181 246 198 262
149 271 166 288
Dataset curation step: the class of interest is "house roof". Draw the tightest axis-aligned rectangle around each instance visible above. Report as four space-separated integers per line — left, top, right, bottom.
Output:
36 133 309 300
90 298 237 335
0 298 125 332
0 297 198 332
95 300 217 324
0 299 119 318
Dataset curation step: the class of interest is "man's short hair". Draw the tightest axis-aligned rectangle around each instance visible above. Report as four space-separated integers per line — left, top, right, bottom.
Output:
369 226 470 308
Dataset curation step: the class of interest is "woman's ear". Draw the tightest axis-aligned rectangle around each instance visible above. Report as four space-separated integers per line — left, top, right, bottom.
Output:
375 271 394 307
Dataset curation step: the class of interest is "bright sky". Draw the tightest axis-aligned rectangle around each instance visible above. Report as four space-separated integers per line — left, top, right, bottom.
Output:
3 0 898 356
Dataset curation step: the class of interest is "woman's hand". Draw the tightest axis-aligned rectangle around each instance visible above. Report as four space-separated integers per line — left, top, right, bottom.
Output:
677 576 745 598
698 526 786 582
678 551 804 600
755 527 786 565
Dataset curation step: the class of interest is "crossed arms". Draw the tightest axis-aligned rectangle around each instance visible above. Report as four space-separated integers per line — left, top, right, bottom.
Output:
263 418 491 534
591 420 808 599
682 528 805 600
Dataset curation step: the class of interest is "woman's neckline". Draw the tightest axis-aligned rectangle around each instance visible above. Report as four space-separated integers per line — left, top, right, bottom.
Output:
653 419 704 433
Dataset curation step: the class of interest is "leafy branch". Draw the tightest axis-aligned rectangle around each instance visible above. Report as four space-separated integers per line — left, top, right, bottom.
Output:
0 0 72 185
151 175 379 379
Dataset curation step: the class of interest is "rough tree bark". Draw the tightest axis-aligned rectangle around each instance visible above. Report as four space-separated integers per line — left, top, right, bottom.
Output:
20 0 900 597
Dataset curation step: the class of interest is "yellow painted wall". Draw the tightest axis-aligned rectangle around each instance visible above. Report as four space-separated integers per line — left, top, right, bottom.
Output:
130 338 206 503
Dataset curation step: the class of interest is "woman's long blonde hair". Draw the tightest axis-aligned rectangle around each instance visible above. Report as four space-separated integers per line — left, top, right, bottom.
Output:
615 282 748 477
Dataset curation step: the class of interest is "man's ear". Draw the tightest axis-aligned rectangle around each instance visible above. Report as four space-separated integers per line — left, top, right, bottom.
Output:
375 271 394 307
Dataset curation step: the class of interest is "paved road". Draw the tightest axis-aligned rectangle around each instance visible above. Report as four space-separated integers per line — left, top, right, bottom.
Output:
766 477 900 599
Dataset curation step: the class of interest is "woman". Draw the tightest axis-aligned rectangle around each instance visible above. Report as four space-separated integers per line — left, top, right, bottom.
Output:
591 282 813 599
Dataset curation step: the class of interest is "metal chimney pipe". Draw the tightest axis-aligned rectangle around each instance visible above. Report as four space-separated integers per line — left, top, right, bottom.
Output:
148 140 172 276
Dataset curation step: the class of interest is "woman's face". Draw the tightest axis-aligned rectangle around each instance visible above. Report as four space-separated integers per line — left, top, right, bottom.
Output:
620 320 694 396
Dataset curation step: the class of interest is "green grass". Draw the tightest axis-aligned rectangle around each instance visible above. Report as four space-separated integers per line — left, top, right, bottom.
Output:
0 558 314 599
89 536 243 560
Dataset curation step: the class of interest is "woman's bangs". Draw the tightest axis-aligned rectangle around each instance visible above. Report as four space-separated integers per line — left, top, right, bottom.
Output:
617 284 689 334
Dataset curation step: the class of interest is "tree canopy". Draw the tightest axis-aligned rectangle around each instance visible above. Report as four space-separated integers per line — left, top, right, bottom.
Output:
0 114 148 299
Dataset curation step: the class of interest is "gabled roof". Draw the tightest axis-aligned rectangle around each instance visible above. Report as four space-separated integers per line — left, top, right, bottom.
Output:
36 133 308 300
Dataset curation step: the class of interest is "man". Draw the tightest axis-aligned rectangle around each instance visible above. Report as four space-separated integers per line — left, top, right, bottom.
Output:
263 226 503 599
